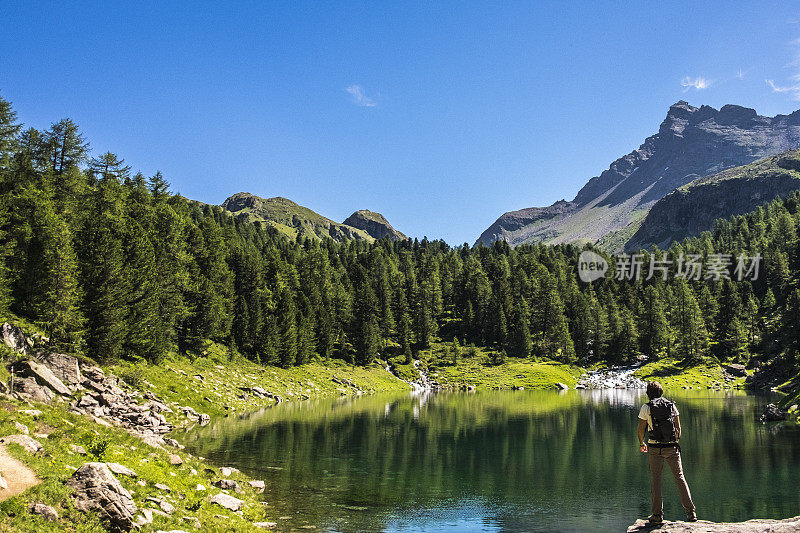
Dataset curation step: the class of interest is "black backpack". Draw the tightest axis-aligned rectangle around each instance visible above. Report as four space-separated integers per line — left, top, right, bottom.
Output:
648 397 677 442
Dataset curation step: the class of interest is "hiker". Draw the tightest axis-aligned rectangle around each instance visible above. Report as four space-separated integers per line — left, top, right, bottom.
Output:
637 381 697 525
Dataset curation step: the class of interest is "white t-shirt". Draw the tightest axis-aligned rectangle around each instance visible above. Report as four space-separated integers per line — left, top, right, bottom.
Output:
638 402 679 443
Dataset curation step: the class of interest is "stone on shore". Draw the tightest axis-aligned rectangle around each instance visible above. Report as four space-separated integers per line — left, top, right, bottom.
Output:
555 382 569 390
628 516 800 532
208 492 244 511
67 462 138 531
761 403 787 422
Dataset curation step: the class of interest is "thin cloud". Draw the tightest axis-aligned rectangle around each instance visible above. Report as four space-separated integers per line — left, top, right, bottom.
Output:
767 38 800 100
736 68 745 80
346 85 377 107
766 79 800 100
681 76 712 91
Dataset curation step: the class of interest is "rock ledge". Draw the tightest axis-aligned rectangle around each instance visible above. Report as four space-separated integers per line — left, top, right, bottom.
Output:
628 516 800 532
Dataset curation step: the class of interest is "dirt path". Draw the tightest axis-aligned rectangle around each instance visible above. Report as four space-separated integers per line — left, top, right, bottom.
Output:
0 444 40 501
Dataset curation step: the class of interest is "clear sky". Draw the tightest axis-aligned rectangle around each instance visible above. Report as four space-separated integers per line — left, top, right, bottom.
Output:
3 1 800 244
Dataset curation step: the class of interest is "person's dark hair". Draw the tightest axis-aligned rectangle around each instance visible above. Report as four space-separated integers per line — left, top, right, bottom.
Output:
646 381 663 400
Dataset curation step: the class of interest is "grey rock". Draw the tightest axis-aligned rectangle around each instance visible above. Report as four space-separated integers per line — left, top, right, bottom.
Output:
71 444 87 455
254 522 278 529
168 454 183 465
208 492 244 511
105 462 137 477
199 413 210 426
1 434 43 453
627 516 800 532
248 480 265 493
13 421 29 434
725 364 748 377
154 483 171 491
13 375 55 403
214 479 241 492
67 462 137 531
37 352 82 386
761 403 787 422
0 472 8 490
12 360 70 396
555 382 569 390
29 502 59 521
1 322 31 353
159 500 175 514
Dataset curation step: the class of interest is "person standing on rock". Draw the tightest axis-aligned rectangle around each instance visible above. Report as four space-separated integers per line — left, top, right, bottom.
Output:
637 381 697 525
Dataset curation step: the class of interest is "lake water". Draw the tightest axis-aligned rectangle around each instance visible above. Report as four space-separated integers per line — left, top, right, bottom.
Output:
180 389 800 532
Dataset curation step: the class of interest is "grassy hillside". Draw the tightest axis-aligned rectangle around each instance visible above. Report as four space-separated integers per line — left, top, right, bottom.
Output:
220 193 373 242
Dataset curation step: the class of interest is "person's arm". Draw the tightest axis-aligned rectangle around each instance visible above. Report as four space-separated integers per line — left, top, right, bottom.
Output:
675 415 681 441
638 418 648 452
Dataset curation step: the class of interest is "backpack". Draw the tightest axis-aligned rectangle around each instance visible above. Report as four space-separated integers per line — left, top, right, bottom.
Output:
648 397 677 442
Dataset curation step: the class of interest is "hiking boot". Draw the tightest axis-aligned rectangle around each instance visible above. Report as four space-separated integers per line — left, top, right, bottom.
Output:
647 515 663 525
686 512 697 522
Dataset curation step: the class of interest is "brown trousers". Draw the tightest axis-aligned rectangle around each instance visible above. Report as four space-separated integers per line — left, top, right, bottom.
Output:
648 445 695 517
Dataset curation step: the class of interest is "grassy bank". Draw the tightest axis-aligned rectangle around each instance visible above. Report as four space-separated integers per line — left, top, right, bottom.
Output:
414 343 584 390
633 358 746 390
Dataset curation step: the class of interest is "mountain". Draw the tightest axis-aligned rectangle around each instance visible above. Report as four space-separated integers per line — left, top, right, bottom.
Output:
626 149 800 250
221 193 373 242
343 210 408 241
477 101 800 250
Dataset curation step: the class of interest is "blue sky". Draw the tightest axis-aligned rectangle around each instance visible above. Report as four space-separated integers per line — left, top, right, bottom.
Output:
3 1 800 244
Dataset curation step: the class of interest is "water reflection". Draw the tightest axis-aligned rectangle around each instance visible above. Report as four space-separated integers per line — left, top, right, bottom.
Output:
180 389 800 532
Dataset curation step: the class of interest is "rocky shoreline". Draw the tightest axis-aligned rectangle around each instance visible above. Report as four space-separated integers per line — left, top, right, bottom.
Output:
628 516 800 532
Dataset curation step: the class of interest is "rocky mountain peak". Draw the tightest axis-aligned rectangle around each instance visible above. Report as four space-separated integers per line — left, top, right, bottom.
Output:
343 210 407 241
477 100 800 250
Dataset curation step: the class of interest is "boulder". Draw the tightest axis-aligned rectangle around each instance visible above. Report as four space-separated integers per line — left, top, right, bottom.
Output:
555 382 569 390
1 434 43 453
254 523 278 529
105 463 137 478
725 364 748 377
208 492 244 511
67 462 137 531
0 472 7 490
71 444 87 455
13 421 29 435
81 366 106 383
1 322 30 353
29 502 59 521
37 352 82 386
12 376 55 403
159 500 175 514
248 480 265 493
214 479 241 492
761 403 787 422
168 454 183 466
13 360 71 396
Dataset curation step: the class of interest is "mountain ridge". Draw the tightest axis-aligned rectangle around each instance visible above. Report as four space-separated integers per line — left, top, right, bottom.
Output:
220 192 406 243
477 101 800 250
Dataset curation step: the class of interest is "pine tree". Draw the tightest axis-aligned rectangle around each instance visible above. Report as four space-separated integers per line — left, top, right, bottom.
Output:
277 290 298 368
0 94 21 170
639 285 668 359
32 202 83 348
42 119 89 175
122 219 162 361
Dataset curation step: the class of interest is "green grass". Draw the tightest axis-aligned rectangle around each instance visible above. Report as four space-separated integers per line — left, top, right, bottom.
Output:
110 341 411 426
0 397 277 532
633 358 745 390
423 344 583 390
